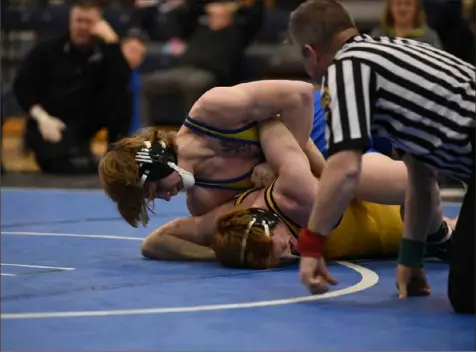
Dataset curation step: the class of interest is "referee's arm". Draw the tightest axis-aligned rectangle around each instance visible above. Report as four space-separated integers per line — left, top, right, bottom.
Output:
306 58 374 237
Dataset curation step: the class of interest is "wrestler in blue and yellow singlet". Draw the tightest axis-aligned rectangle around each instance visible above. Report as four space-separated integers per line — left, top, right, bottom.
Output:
183 116 261 191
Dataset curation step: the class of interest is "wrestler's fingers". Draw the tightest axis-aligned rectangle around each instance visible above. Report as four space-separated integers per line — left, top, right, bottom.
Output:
321 267 339 285
398 282 408 298
317 259 338 285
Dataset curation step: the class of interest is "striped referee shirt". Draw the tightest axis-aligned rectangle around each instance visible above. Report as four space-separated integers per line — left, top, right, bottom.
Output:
322 34 475 181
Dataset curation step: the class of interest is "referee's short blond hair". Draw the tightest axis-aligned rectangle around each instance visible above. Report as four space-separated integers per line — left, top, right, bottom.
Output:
289 0 355 49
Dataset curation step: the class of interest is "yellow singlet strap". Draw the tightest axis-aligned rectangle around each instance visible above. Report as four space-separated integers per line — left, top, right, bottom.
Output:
264 179 300 237
234 187 261 206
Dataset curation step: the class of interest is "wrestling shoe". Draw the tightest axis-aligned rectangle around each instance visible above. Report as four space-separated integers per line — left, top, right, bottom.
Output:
399 205 453 262
425 220 453 262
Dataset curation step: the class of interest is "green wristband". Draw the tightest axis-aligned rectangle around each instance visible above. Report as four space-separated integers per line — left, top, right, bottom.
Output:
398 238 425 267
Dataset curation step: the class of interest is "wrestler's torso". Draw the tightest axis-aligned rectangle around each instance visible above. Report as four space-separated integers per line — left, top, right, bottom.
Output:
177 103 264 216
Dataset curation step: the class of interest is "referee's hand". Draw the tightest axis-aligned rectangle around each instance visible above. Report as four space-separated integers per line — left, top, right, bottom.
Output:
396 264 431 298
299 256 338 295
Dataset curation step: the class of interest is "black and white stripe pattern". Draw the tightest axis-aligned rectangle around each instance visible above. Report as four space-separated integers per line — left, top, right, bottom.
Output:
323 34 475 181
135 147 153 185
135 147 153 165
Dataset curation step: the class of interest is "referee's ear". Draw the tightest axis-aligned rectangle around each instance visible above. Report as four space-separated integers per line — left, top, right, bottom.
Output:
301 45 312 58
301 44 319 63
302 45 317 57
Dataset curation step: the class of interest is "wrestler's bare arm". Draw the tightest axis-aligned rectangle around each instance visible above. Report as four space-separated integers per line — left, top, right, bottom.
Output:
140 201 234 260
140 216 215 261
258 119 317 209
197 80 314 148
141 234 215 261
304 139 326 178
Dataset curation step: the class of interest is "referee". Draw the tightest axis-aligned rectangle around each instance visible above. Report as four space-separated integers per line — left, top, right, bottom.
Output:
289 0 475 313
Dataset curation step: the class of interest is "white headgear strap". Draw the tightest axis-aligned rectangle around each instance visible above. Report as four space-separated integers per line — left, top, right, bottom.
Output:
238 218 271 265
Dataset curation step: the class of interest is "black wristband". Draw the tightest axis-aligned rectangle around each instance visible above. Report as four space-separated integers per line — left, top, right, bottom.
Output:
398 238 425 267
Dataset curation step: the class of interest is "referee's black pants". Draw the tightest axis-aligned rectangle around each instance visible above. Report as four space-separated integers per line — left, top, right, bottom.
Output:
448 138 475 314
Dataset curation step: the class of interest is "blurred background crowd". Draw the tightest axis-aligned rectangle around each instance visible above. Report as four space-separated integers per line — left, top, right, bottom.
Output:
1 0 475 188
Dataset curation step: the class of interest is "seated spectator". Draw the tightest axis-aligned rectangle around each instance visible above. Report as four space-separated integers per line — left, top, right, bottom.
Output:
130 0 165 41
13 0 145 174
371 0 442 48
140 0 264 125
426 0 475 64
122 29 148 69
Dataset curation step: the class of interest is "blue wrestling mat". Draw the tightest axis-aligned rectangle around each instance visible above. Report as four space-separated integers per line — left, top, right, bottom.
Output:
1 188 473 351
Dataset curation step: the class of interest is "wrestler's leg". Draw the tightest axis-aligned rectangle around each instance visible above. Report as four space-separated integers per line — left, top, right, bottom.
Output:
356 152 407 205
141 234 215 261
357 152 454 259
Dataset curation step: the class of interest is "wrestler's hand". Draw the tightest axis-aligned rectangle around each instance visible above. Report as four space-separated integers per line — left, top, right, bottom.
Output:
299 256 338 295
396 264 431 298
251 162 276 188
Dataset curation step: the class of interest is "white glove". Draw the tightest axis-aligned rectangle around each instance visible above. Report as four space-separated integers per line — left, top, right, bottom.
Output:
29 105 66 143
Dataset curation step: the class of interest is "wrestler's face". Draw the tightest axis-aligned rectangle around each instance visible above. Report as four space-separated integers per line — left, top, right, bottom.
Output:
146 172 183 201
271 225 298 261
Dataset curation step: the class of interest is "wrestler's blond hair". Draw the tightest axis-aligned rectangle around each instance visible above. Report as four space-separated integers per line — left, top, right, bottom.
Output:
212 209 277 269
98 127 177 228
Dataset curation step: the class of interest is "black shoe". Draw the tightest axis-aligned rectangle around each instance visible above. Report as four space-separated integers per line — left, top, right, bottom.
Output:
426 221 452 262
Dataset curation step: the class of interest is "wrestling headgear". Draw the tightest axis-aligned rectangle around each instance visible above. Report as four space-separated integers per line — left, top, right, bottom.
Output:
135 140 195 189
239 208 281 264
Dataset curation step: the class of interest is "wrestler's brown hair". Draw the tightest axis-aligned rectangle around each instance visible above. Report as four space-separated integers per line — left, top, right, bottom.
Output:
382 0 427 29
98 127 177 228
288 0 355 49
212 209 277 269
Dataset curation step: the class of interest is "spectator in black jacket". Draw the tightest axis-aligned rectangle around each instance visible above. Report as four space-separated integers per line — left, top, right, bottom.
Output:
13 0 140 174
140 0 264 125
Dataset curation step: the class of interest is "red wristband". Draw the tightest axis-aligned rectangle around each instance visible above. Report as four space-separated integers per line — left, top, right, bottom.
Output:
296 228 327 258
